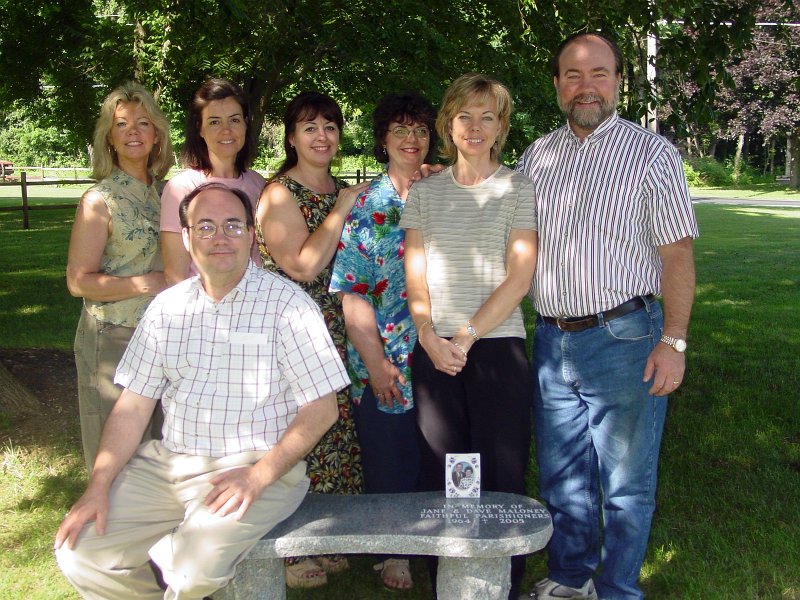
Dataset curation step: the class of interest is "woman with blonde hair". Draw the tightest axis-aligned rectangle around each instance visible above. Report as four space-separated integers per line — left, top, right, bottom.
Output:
400 73 538 598
67 82 174 470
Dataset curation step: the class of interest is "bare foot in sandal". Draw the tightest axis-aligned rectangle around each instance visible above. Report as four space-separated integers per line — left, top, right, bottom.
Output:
318 555 349 574
374 558 413 591
285 558 327 589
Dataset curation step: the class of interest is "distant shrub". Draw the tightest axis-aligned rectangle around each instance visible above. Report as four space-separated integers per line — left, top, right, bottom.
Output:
688 157 732 186
683 156 780 187
682 161 702 187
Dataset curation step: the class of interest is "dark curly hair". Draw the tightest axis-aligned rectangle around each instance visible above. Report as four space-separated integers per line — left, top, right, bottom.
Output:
182 78 256 175
372 92 438 164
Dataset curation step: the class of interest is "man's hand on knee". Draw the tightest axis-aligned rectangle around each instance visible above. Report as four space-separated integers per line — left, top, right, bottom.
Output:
205 466 267 520
54 488 110 550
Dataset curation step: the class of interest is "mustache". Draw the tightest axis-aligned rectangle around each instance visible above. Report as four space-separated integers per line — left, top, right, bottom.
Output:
571 93 602 105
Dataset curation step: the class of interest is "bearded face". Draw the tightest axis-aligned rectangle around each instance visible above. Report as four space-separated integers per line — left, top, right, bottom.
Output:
557 86 620 132
553 36 622 138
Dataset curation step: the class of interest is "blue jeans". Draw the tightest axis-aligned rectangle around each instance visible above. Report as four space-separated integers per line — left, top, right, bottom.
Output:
533 300 666 600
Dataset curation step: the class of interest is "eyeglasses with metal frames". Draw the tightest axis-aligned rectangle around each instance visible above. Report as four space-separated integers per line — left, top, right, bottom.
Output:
188 221 249 239
389 125 430 139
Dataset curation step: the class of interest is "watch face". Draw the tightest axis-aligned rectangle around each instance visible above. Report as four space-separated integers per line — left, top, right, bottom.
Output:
675 339 687 352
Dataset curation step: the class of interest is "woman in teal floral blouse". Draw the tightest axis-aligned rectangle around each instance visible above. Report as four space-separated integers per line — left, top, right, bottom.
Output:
330 92 438 591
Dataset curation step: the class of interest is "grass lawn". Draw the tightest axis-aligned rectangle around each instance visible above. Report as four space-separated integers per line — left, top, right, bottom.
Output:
0 199 799 599
689 183 800 200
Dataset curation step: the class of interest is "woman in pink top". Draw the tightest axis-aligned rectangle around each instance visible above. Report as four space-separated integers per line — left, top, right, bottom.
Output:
160 78 265 284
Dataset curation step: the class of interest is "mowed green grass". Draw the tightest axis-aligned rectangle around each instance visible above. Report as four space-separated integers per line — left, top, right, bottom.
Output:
0 202 799 599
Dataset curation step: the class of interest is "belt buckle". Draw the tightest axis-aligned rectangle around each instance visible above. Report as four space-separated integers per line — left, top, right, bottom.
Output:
555 315 595 332
555 317 579 331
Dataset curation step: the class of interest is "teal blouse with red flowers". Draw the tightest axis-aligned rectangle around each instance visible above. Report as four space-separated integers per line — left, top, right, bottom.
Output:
330 172 416 414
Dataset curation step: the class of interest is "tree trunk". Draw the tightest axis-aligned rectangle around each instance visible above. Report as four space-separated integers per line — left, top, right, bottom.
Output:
733 132 745 183
790 133 800 188
133 19 146 82
765 138 774 175
0 363 40 415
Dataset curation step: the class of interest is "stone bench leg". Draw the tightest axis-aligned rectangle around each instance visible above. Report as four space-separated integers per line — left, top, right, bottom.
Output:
437 556 510 600
212 557 285 600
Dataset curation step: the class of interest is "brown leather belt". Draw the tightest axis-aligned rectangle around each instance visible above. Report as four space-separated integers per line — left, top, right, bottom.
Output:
542 295 655 332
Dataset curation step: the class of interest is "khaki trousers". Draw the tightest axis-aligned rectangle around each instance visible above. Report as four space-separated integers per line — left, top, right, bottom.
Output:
74 308 163 470
74 309 164 471
56 440 309 600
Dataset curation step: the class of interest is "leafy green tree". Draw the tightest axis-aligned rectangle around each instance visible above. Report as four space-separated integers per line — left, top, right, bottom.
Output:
0 0 105 144
0 0 765 166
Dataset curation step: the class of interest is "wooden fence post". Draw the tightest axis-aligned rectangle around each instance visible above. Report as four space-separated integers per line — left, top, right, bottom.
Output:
21 171 30 230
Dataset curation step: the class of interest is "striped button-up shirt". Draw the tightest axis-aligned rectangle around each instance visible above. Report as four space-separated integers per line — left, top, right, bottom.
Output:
516 113 698 317
115 262 350 458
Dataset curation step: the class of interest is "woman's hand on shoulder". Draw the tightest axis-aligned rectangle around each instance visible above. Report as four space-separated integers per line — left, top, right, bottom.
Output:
335 181 370 214
408 163 445 190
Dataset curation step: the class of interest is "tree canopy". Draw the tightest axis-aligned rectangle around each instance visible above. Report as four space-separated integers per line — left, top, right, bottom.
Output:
0 0 780 167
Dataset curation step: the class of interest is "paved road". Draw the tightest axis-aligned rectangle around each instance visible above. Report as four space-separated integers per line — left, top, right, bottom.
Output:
691 194 800 208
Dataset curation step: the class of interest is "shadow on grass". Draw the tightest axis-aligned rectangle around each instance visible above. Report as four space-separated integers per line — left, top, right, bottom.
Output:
14 470 85 514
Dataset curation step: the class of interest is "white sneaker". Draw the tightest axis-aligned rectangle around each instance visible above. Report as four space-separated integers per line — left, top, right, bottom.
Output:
519 577 598 600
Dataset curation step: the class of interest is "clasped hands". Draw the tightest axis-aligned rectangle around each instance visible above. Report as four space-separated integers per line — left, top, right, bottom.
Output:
419 326 472 376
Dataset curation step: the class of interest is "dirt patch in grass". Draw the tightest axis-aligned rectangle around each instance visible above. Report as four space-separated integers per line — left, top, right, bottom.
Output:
0 348 80 448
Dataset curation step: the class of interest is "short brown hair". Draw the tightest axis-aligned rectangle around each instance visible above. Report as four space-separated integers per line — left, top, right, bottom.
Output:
551 32 624 78
436 73 513 164
179 182 254 229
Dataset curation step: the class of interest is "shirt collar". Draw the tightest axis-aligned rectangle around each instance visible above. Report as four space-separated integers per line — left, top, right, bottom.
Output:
564 112 619 146
187 260 256 303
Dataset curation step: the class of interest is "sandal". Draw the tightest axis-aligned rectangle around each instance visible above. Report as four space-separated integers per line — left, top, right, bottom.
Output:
317 555 350 575
285 558 327 589
374 558 413 591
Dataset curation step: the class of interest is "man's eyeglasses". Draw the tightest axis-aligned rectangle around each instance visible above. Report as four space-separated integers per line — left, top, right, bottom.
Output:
389 125 429 139
188 221 249 239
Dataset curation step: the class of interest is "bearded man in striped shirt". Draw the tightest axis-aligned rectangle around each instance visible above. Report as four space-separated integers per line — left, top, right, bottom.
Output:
517 33 698 600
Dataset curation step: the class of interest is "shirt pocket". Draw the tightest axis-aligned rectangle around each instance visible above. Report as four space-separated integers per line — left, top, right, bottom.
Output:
226 333 281 403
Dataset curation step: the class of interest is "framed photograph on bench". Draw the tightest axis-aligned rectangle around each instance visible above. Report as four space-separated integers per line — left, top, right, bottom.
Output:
446 453 481 498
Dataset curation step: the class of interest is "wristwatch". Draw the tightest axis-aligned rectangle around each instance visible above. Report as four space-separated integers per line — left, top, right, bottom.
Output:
660 335 687 353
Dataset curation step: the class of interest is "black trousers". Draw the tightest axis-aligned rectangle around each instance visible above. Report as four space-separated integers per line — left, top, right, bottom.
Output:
412 336 533 599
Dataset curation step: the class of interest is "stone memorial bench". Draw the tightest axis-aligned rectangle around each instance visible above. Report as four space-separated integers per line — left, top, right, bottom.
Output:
215 490 552 600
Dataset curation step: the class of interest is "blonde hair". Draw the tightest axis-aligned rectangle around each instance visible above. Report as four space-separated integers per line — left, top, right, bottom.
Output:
436 73 513 164
91 82 174 180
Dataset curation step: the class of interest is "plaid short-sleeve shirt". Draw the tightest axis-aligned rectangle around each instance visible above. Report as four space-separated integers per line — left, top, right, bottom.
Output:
115 263 350 457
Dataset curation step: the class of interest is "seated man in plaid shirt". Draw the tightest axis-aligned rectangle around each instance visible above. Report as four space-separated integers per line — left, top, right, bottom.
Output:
55 182 349 599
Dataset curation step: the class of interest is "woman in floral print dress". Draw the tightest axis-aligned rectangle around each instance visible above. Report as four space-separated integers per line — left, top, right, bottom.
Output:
256 91 368 589
329 92 438 591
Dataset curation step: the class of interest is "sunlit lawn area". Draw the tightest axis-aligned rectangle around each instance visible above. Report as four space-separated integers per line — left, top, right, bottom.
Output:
0 197 798 599
691 184 800 200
